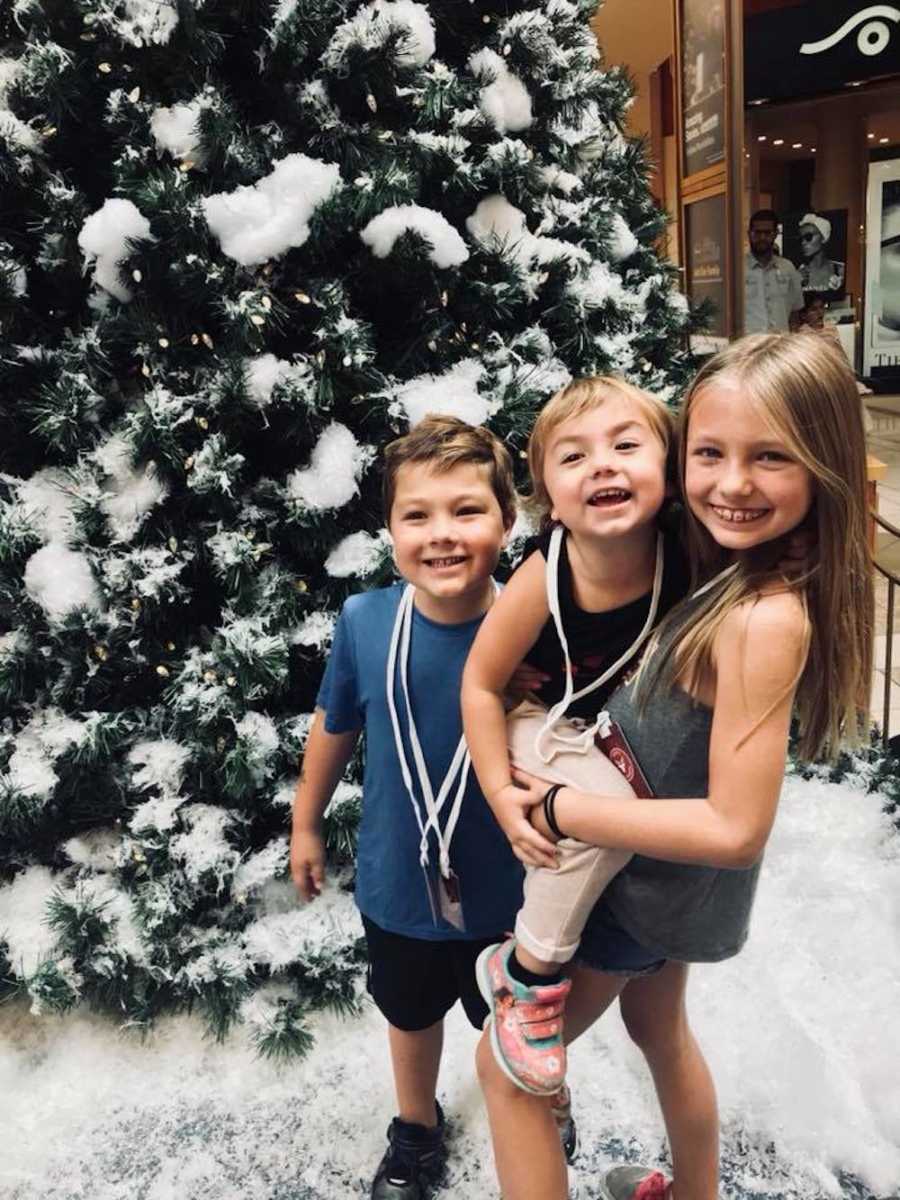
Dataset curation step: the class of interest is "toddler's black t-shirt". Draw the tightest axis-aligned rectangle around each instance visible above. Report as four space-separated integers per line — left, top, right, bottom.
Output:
515 525 690 721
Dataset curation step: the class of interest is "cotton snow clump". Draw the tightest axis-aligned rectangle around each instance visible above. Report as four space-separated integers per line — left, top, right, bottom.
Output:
14 468 78 544
469 49 533 133
286 423 374 511
244 354 290 407
607 212 639 263
0 866 59 978
325 529 390 578
93 434 168 542
78 198 153 302
24 543 103 623
292 611 337 651
324 0 435 71
360 205 469 268
150 99 207 165
128 739 191 797
102 0 180 46
203 155 341 267
393 359 492 427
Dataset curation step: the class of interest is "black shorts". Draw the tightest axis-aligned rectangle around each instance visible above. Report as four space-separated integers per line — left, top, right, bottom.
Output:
361 915 504 1032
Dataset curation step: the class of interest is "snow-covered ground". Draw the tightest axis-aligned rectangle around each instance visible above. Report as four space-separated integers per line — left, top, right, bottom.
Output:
3 772 899 1200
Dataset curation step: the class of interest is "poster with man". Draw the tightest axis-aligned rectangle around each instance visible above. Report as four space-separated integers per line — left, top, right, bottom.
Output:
864 159 900 378
781 210 848 300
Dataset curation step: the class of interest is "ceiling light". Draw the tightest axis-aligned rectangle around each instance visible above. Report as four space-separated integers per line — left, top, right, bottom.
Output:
773 138 784 146
869 133 876 139
846 80 864 87
757 135 767 142
880 137 890 144
811 147 817 153
749 98 769 106
792 142 802 149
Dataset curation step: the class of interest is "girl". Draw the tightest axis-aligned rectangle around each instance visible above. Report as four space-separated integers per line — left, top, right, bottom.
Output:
462 377 689 1097
476 333 873 1200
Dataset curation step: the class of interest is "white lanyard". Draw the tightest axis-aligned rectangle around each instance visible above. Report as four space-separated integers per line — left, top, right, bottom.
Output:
534 526 665 764
385 584 494 879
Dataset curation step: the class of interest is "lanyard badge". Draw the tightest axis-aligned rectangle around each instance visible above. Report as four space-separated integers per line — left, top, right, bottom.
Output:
385 585 478 931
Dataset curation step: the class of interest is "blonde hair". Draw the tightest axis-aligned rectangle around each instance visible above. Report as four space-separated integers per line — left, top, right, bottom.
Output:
382 414 517 528
638 332 873 763
527 376 674 518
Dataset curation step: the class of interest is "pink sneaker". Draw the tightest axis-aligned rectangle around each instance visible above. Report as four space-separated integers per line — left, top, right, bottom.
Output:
476 939 571 1096
601 1165 673 1200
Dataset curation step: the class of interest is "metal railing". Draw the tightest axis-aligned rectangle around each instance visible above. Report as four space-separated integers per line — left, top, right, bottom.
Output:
872 508 900 747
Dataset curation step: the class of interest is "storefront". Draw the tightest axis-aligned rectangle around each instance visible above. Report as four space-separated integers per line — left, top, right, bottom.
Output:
745 0 900 386
595 0 900 381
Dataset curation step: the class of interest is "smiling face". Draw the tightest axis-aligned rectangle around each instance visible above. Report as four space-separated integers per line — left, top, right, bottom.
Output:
684 380 814 554
540 395 668 544
388 460 510 622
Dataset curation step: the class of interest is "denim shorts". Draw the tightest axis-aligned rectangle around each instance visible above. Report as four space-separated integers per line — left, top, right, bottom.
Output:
575 899 667 977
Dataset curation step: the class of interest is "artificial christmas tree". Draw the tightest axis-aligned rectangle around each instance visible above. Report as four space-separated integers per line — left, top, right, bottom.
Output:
0 0 697 1055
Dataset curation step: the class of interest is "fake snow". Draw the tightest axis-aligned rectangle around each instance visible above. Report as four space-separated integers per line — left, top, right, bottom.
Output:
325 529 391 579
93 434 168 543
469 49 534 134
286 423 374 511
169 805 239 887
393 358 491 427
243 353 289 407
1 773 899 1197
12 467 78 544
78 198 153 303
0 865 58 977
1 772 900 1195
607 212 638 263
97 0 180 47
203 155 342 267
0 57 42 152
150 99 207 166
324 0 436 71
23 543 103 623
292 611 337 652
360 205 469 268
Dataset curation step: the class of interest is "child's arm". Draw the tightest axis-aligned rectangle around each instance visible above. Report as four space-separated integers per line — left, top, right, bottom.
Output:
290 708 360 900
518 592 808 869
462 552 559 869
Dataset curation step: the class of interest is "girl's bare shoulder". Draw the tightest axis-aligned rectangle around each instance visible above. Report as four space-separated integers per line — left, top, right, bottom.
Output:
716 590 808 676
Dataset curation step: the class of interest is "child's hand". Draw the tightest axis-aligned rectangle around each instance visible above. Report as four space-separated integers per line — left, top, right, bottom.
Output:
505 659 551 702
290 829 326 901
491 783 559 870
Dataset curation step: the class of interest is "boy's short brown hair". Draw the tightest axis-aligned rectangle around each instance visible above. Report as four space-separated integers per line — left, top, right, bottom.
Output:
382 415 517 528
527 376 673 516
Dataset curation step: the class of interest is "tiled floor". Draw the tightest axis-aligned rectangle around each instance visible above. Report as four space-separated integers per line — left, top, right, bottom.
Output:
866 395 900 738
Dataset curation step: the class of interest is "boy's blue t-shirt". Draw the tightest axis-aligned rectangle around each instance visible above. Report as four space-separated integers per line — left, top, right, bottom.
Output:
316 582 524 941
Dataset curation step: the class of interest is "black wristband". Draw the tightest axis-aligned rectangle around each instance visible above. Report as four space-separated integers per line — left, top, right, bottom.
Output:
542 783 566 840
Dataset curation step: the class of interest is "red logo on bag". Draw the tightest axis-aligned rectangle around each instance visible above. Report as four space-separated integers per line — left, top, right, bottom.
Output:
609 746 634 782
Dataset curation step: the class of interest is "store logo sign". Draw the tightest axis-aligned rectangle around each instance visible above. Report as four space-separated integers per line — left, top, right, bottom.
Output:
800 5 900 58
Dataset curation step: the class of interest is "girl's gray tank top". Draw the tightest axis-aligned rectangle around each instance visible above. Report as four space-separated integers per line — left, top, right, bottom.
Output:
601 678 762 963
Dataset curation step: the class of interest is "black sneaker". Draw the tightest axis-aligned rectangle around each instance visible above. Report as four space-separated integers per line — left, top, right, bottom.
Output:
370 1102 446 1200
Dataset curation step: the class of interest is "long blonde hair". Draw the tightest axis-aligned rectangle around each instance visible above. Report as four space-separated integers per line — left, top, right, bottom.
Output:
637 333 873 762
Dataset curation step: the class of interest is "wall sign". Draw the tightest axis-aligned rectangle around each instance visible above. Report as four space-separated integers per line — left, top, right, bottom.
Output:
685 192 728 347
681 0 726 177
746 1 900 103
864 157 900 378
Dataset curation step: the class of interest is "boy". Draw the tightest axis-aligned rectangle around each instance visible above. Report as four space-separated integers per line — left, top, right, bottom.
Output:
290 416 526 1200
